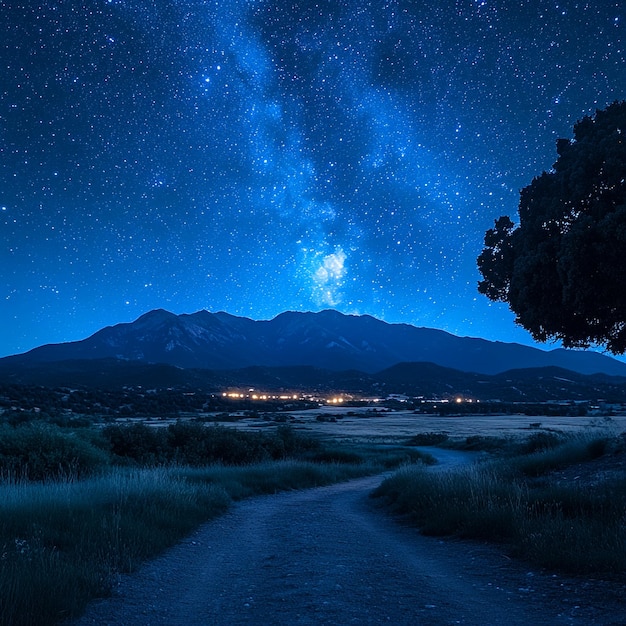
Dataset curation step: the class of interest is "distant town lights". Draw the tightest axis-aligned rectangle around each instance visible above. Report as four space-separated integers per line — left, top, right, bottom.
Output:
222 391 301 401
327 397 344 404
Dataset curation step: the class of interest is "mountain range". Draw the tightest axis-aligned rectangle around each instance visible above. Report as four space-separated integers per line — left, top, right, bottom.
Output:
3 308 626 377
3 309 626 402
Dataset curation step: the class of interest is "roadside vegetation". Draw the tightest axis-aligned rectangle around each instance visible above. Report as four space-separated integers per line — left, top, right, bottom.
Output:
375 429 626 575
0 418 431 626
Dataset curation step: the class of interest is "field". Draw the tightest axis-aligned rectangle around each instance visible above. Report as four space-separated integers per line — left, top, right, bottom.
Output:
1 402 625 625
209 405 626 440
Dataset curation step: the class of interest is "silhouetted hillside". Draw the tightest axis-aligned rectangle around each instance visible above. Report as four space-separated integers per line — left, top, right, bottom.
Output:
3 309 626 377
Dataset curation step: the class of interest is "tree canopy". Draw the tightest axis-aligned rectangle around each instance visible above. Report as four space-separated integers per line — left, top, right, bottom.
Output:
477 101 626 353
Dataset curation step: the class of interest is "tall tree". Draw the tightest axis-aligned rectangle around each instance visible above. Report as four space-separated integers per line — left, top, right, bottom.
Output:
477 101 626 353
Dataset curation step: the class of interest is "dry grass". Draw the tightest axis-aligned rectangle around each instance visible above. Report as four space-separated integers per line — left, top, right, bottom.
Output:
373 430 626 574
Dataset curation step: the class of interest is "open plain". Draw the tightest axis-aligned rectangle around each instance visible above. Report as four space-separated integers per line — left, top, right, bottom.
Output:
213 406 626 442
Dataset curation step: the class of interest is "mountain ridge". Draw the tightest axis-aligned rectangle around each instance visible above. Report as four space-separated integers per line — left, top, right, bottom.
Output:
3 308 626 377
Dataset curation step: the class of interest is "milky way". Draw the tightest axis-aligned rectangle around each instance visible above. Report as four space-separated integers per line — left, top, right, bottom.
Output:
2 0 625 356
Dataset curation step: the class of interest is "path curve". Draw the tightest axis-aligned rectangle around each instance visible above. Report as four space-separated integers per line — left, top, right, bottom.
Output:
72 454 623 625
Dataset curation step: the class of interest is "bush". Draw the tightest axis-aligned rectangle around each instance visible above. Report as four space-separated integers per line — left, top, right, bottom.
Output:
586 436 609 459
0 423 109 480
102 422 169 465
101 422 321 467
457 435 511 452
268 424 320 458
167 421 266 465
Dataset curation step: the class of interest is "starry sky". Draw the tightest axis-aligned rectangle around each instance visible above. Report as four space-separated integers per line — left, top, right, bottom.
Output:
2 0 625 358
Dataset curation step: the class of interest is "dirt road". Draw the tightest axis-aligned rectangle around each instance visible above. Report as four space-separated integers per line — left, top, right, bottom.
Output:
73 451 624 625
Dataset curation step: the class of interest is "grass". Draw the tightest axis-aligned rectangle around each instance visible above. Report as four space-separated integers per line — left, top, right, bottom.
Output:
373 463 525 540
0 467 230 625
518 478 626 572
305 443 437 469
374 430 626 574
505 432 609 477
0 451 412 626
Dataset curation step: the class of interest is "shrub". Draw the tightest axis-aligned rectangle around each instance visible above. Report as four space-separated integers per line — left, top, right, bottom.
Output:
102 422 168 465
269 424 320 458
101 422 321 467
458 435 511 452
0 423 109 480
586 436 609 459
167 421 264 465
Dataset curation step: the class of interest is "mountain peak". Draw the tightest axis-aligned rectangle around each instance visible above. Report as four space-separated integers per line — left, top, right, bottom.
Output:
135 308 177 323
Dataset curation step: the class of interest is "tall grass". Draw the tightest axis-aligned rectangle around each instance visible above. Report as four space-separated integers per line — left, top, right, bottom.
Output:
373 432 626 574
0 468 230 625
0 459 381 626
518 479 626 571
305 444 437 469
179 459 379 499
506 432 609 477
373 464 525 540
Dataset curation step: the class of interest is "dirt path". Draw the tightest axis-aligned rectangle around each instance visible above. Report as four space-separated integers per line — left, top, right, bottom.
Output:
72 452 624 625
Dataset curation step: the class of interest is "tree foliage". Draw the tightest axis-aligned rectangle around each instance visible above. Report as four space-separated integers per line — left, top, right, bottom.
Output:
477 101 626 353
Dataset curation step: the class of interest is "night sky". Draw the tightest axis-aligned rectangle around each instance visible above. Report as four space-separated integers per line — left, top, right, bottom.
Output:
2 1 625 358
